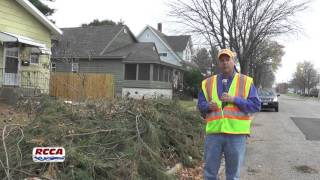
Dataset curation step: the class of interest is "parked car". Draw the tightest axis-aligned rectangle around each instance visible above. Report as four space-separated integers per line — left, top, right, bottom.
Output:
309 88 319 97
258 89 279 112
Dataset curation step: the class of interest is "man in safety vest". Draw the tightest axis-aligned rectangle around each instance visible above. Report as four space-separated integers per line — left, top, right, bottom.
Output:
198 48 261 180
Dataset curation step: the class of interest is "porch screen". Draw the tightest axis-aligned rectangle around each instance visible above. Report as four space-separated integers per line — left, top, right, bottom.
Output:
138 64 150 80
159 66 164 81
153 65 159 81
168 69 173 82
125 64 137 80
164 67 169 82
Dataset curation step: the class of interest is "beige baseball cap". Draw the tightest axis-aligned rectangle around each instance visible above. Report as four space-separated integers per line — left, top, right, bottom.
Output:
217 49 236 59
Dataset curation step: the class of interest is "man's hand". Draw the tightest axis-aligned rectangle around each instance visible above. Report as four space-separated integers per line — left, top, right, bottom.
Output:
221 93 235 103
208 102 218 111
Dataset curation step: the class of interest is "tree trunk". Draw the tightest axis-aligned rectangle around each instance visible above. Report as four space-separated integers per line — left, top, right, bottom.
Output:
239 56 249 75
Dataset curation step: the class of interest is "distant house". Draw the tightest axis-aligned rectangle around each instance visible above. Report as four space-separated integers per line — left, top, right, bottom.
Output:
52 25 182 99
0 0 62 101
137 23 196 90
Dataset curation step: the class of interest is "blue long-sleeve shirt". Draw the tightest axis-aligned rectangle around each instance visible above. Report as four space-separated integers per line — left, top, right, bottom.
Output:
198 73 261 115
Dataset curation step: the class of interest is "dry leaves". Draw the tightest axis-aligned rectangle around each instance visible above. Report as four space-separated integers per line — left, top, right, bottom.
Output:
178 161 204 180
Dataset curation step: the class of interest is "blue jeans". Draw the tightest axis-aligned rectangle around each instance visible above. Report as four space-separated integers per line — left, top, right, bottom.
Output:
204 134 247 180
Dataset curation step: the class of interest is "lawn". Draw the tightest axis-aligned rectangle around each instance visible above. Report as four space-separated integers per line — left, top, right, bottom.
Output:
179 99 198 111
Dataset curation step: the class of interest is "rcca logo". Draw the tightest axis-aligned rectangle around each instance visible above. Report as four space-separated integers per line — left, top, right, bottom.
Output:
32 147 65 162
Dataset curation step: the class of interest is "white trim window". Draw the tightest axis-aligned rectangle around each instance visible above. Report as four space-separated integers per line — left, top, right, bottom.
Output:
30 53 40 64
72 62 79 72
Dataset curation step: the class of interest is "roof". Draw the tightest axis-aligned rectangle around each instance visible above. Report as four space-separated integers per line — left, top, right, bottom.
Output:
165 35 190 52
52 25 127 58
104 42 161 63
0 32 51 54
140 26 191 53
138 26 192 66
16 0 62 35
0 32 46 48
101 42 182 69
52 25 180 69
148 26 170 46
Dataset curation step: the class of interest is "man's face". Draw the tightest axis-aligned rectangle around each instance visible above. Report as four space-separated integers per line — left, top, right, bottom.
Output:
218 54 235 75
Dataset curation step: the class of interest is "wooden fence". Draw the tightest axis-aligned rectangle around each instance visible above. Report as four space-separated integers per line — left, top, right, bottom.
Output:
49 73 114 101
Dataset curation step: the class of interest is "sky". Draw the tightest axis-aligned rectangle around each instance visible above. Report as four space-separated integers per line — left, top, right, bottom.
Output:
47 0 320 83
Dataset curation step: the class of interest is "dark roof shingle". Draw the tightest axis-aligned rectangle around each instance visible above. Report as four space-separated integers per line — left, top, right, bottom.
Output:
52 25 124 58
103 42 161 63
165 35 190 52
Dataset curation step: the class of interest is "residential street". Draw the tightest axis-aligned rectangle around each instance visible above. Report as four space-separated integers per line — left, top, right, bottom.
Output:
242 95 320 180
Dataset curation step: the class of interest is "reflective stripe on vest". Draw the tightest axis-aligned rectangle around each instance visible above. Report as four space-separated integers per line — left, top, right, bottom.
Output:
201 73 253 134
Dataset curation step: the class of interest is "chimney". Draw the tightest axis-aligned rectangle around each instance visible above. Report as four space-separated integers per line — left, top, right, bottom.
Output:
157 23 162 32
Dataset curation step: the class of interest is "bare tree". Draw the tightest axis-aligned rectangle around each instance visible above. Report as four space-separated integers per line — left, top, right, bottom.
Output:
292 61 318 95
252 40 284 88
168 0 309 75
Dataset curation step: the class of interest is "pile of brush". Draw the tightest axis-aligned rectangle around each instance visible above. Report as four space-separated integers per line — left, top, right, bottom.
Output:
0 96 204 180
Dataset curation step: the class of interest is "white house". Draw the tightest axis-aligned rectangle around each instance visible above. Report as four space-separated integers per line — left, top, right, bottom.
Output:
137 23 195 91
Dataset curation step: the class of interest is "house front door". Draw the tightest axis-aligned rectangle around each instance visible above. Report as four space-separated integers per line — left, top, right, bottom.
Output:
3 47 20 86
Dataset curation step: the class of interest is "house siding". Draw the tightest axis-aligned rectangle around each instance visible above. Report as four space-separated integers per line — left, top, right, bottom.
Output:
138 28 181 66
177 51 183 60
54 60 72 72
0 0 51 47
184 41 192 61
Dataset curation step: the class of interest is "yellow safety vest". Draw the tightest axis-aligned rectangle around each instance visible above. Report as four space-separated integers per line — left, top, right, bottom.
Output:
201 73 253 134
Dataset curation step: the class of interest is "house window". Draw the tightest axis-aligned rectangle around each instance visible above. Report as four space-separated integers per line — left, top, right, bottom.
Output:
146 33 150 38
72 63 79 72
153 65 159 81
159 53 167 57
124 28 127 34
125 64 137 80
30 53 40 64
164 67 169 82
51 62 56 72
138 64 150 80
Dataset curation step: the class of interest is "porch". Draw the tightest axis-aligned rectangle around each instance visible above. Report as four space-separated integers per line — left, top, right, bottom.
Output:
0 68 49 97
0 32 51 98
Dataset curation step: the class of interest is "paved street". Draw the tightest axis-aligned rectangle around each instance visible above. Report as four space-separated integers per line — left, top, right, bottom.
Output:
242 95 320 180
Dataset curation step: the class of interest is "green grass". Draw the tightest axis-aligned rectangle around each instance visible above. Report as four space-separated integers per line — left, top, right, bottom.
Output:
286 93 320 100
286 92 302 98
179 100 198 111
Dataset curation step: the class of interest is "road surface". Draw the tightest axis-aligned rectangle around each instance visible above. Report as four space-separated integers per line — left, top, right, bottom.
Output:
241 95 320 180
